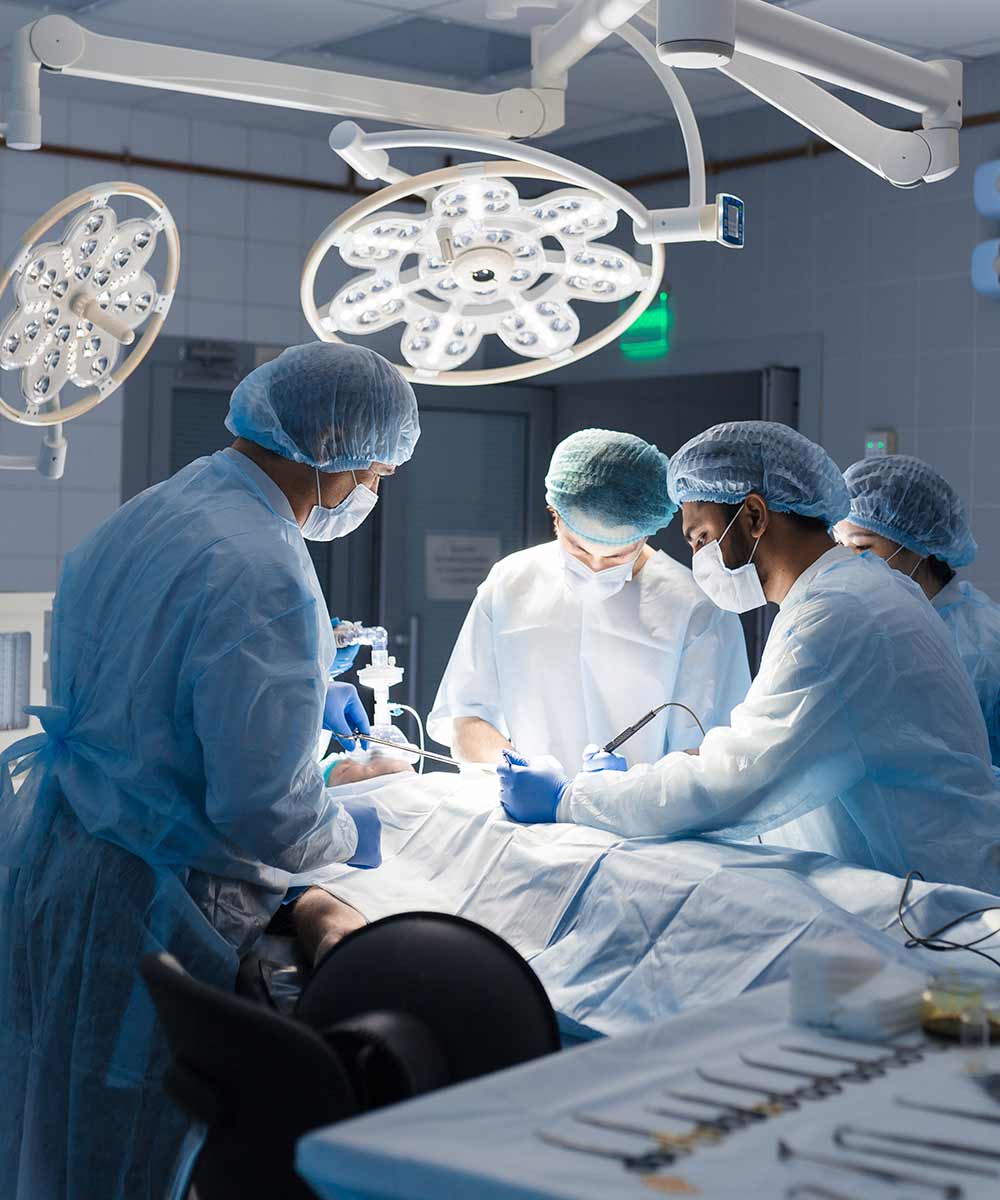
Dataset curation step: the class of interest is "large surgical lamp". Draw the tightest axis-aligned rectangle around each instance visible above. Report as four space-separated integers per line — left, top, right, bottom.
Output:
0 182 179 478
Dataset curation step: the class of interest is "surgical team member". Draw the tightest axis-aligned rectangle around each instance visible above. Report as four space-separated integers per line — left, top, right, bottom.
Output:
838 454 1000 767
428 428 751 772
498 421 1000 894
0 343 419 1199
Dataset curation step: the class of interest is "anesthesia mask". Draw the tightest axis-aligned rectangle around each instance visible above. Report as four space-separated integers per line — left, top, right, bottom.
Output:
691 503 767 613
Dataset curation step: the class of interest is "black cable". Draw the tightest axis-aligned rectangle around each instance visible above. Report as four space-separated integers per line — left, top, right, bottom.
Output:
897 869 1000 969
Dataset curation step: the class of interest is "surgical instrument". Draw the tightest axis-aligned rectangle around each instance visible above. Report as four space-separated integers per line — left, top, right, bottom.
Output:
738 1053 842 1098
895 1097 1000 1126
833 1126 1000 1174
538 1131 676 1173
573 1113 703 1152
696 1067 801 1111
663 1090 774 1122
777 1138 963 1199
603 702 705 754
336 730 493 773
785 1188 859 1200
650 1101 756 1134
778 1044 888 1079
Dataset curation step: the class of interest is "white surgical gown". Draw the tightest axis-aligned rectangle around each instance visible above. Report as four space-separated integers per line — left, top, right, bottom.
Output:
0 448 358 1199
563 547 1000 894
427 542 751 772
932 577 1000 768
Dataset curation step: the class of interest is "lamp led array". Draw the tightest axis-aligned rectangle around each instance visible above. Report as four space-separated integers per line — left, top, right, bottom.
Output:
0 182 179 477
322 178 647 376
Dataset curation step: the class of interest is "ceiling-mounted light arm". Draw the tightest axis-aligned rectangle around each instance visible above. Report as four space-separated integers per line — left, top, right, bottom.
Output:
720 51 954 187
532 0 649 87
731 0 959 124
6 14 566 149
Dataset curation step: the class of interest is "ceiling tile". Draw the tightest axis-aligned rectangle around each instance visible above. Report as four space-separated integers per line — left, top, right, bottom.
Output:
80 0 395 54
790 0 1000 58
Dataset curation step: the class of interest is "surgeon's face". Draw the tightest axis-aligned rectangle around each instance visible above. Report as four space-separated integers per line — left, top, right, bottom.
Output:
834 520 917 570
681 500 760 568
318 460 395 506
551 511 645 572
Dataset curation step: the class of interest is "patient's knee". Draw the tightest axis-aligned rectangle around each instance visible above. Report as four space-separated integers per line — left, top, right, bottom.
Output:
292 887 366 966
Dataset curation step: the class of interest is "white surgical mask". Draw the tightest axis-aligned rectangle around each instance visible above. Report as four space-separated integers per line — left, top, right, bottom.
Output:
300 468 378 541
691 504 767 613
885 542 923 579
561 544 642 603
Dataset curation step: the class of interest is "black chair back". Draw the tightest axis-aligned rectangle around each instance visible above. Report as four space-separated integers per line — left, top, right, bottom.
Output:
141 953 358 1200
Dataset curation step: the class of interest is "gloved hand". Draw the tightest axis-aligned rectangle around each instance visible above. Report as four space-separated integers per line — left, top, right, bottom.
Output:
322 681 370 750
342 798 382 869
581 743 628 773
329 617 361 678
496 751 568 824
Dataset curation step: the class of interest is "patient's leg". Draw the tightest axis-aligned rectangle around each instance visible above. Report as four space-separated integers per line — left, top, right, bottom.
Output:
292 886 366 965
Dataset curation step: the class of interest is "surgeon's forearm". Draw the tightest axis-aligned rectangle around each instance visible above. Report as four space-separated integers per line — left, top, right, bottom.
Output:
451 716 512 764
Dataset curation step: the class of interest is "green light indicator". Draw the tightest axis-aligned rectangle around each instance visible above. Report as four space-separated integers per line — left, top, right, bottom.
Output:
619 291 672 361
866 440 875 449
877 441 885 449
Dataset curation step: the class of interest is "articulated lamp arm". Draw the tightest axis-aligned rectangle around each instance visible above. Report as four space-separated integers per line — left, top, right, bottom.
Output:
5 14 566 151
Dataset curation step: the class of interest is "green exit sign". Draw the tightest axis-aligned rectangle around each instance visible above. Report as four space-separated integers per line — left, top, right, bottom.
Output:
619 291 673 361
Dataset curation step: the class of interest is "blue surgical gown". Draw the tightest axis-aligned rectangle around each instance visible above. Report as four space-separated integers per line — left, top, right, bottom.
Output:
564 547 1000 893
932 577 1000 768
0 448 358 1199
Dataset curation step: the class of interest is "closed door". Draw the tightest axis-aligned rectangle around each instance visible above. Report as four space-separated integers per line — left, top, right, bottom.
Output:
374 386 554 737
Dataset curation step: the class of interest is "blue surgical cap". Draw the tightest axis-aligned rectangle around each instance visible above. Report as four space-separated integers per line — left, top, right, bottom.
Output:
843 455 977 567
668 421 850 525
545 428 676 545
225 342 419 472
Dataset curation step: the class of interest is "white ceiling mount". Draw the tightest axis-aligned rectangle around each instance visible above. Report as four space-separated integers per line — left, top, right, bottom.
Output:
302 148 665 387
0 182 179 478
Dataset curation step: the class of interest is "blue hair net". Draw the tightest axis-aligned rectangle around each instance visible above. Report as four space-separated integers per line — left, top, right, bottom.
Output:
545 428 676 545
225 342 419 471
667 420 850 525
843 455 977 567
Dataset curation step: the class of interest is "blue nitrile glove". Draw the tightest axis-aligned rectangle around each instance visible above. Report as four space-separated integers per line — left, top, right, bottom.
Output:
329 617 361 678
342 798 382 869
323 681 370 750
581 743 628 773
496 751 568 824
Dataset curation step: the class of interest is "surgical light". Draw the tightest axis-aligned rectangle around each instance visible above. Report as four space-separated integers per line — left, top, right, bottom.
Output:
656 0 736 69
0 181 179 478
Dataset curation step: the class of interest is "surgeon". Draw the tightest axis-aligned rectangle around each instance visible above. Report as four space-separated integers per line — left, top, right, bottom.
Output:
428 428 751 773
497 421 1000 895
838 454 1000 767
0 342 419 1199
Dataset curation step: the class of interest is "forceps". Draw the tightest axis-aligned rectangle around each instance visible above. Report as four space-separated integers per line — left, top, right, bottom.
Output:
777 1138 963 1199
654 1094 767 1130
833 1127 999 1179
738 1053 843 1098
539 1131 675 1172
778 1044 887 1080
574 1113 703 1151
896 1097 1000 1126
696 1067 802 1111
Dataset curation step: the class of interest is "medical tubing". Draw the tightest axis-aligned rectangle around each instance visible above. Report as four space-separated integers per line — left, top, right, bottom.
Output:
615 21 707 209
392 703 426 775
897 869 1000 969
603 701 706 754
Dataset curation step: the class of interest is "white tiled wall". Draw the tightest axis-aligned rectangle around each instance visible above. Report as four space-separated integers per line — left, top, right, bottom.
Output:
560 52 1000 596
3 57 1000 595
0 98 386 593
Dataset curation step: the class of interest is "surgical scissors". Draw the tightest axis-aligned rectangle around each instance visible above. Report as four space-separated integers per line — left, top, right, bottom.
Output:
738 1053 843 1098
664 1089 778 1122
653 1096 763 1131
778 1044 886 1080
574 1112 704 1151
538 1131 676 1172
696 1067 801 1111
